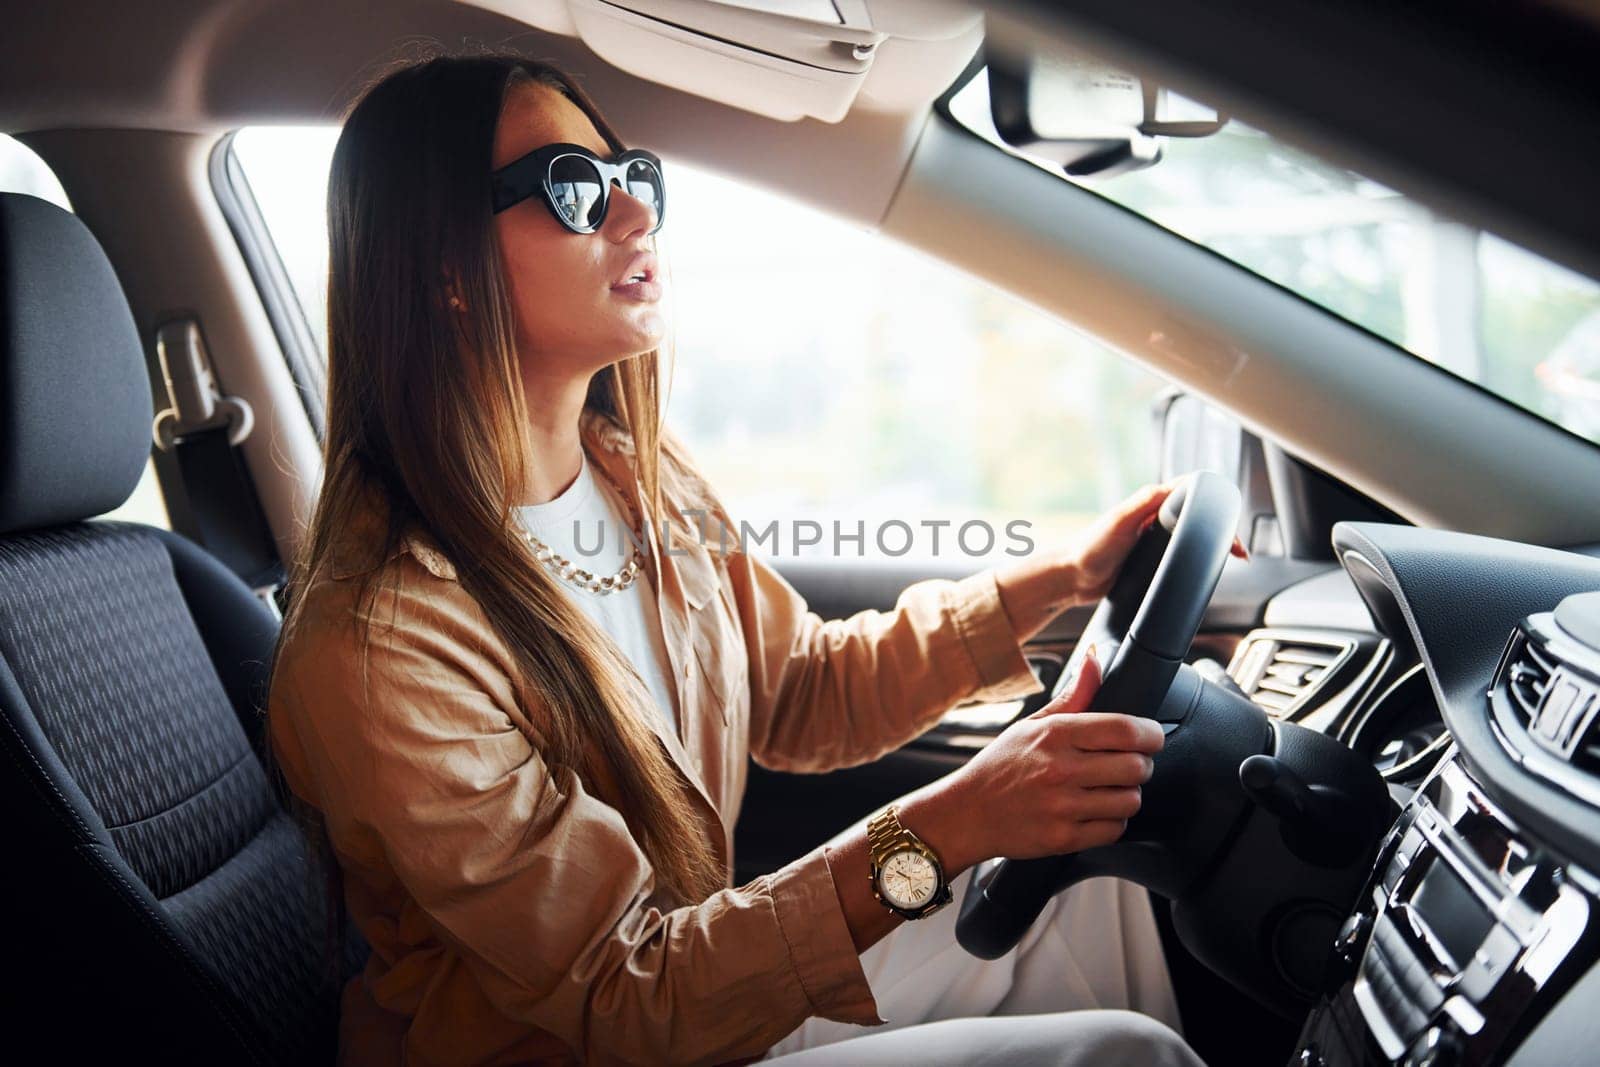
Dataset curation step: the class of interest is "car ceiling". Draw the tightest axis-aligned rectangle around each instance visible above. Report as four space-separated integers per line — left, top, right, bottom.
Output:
6 1 1600 554
8 1 1595 285
0 0 979 229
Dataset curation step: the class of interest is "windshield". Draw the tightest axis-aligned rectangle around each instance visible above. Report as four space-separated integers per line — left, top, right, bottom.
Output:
945 64 1600 451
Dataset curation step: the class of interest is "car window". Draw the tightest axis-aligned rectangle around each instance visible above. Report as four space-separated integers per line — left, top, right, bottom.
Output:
230 126 1171 564
659 164 1172 563
0 134 72 211
229 127 339 368
944 65 1600 453
0 134 170 530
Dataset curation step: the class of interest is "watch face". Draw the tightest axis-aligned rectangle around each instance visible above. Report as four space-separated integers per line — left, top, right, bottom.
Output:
878 847 940 910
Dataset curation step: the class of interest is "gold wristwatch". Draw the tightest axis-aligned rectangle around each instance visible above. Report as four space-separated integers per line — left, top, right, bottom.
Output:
867 804 951 920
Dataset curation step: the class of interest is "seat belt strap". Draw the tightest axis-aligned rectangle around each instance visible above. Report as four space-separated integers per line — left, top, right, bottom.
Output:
151 319 285 617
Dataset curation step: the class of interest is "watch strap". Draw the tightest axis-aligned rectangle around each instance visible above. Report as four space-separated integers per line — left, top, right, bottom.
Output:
867 804 918 860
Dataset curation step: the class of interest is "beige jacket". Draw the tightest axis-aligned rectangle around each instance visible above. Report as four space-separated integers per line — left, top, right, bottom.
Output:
267 407 1045 1066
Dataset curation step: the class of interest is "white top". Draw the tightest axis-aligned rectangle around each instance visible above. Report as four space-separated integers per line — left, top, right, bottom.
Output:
514 451 681 738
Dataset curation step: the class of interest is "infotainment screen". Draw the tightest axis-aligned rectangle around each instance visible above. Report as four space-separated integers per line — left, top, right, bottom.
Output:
1411 855 1496 970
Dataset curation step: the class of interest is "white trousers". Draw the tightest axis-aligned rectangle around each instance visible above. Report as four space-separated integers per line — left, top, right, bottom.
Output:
761 863 1203 1066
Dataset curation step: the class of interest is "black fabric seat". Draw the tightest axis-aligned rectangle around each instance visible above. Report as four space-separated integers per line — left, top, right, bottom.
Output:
0 192 364 1064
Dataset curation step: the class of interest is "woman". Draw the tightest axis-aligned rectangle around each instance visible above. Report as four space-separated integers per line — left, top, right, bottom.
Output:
266 50 1236 1066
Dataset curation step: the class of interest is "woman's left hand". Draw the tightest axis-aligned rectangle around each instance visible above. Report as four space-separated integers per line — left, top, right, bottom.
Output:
1071 480 1249 602
993 480 1248 644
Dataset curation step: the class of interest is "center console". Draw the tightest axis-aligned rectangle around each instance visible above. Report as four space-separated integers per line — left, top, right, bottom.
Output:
1292 753 1599 1065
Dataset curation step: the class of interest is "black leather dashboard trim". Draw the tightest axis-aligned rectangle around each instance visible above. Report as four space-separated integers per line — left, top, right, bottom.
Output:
1331 521 1600 868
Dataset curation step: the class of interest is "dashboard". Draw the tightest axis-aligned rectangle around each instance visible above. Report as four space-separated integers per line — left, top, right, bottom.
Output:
1226 521 1600 1066
1225 567 1449 791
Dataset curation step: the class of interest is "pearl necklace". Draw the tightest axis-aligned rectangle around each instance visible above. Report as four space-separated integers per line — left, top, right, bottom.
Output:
517 455 647 595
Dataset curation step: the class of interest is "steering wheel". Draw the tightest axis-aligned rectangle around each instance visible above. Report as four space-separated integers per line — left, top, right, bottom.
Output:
955 469 1243 959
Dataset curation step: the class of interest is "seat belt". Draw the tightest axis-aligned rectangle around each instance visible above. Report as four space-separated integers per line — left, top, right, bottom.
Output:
151 318 286 620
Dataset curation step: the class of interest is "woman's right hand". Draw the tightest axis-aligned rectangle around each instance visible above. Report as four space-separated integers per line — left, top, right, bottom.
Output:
939 650 1165 868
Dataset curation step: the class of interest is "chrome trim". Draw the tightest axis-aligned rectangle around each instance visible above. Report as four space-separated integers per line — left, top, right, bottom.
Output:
1383 729 1453 784
1488 617 1600 809
1341 661 1454 783
1531 666 1600 759
928 651 1067 749
1224 627 1387 726
1347 756 1597 1063
1352 970 1408 1060
1441 995 1485 1037
1347 660 1428 742
1520 887 1590 986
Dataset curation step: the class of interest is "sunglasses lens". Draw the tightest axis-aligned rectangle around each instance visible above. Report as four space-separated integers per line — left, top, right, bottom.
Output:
549 155 605 230
625 160 664 222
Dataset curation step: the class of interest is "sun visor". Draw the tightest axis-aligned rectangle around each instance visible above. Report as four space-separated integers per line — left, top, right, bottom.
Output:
534 0 966 122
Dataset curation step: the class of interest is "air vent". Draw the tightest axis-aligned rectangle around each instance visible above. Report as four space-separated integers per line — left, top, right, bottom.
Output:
1503 633 1557 727
1489 603 1600 807
1228 632 1358 717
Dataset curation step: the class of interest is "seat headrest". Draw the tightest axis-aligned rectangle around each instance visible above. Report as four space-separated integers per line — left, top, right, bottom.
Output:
0 192 152 535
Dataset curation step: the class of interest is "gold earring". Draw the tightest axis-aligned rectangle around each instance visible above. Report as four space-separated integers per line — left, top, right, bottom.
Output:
449 295 465 310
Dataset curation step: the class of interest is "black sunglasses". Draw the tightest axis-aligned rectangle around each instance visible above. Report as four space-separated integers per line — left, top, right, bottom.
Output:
490 142 665 234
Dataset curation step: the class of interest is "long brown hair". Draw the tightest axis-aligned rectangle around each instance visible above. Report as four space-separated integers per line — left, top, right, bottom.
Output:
263 48 727 980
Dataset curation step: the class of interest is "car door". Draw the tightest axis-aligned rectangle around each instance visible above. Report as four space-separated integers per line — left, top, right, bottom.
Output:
731 556 1078 884
729 420 1350 883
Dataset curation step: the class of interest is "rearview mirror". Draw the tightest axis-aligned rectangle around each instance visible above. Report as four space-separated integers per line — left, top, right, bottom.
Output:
985 42 1228 178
